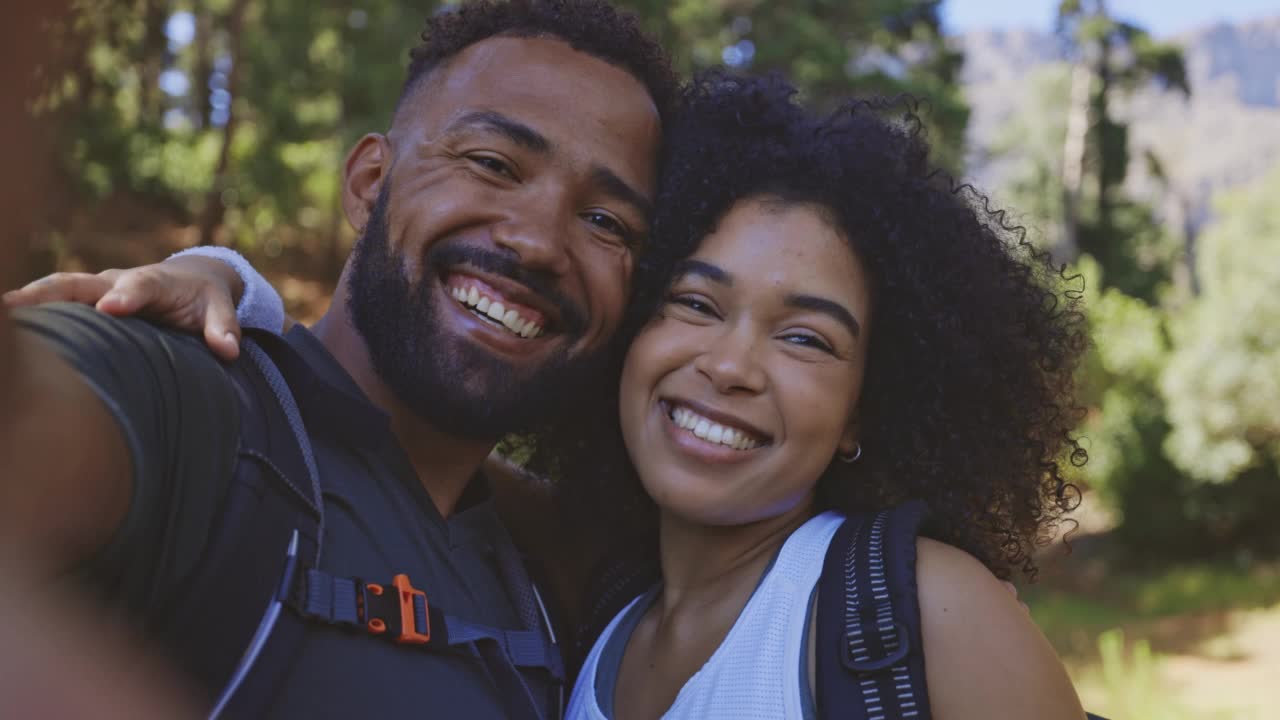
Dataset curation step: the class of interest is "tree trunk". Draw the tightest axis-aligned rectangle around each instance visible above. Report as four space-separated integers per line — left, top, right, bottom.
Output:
1058 60 1092 265
197 0 250 247
192 8 213 128
139 0 167 122
1182 196 1200 296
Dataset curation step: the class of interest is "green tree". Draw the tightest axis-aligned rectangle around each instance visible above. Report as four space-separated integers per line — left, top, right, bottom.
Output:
1054 0 1189 299
630 0 969 170
1161 164 1280 487
32 1 971 287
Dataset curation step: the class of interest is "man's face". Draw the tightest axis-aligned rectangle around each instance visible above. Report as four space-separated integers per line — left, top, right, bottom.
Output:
347 36 661 439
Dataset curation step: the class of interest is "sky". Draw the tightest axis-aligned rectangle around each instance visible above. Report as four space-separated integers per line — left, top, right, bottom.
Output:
942 0 1280 37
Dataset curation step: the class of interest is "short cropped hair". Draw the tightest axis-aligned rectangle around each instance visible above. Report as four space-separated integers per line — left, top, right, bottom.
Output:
400 0 679 123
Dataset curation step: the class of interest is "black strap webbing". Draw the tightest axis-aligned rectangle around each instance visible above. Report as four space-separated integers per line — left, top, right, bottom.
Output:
287 568 564 681
816 502 931 720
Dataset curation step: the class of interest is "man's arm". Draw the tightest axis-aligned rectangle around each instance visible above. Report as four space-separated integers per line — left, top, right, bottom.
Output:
917 538 1086 720
0 305 132 570
0 302 240 583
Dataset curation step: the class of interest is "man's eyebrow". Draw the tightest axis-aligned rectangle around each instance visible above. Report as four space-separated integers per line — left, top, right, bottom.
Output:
672 259 732 286
445 110 551 154
590 166 653 219
785 294 861 338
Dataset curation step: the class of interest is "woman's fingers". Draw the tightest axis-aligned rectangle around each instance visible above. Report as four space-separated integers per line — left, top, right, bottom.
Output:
199 287 242 362
3 272 115 307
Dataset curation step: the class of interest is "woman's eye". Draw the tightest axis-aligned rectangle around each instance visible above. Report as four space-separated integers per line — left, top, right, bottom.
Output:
782 333 835 354
668 294 716 316
468 155 516 179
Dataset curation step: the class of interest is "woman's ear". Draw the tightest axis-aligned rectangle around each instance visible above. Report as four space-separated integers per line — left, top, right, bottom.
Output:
342 133 391 232
837 417 861 459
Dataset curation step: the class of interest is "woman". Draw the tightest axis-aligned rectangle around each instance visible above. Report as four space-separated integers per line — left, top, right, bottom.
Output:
8 72 1089 718
555 73 1087 719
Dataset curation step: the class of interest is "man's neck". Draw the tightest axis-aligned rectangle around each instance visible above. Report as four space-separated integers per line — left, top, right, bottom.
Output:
311 281 494 519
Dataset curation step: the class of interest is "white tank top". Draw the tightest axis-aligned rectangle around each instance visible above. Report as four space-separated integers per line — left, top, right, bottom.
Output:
566 511 845 720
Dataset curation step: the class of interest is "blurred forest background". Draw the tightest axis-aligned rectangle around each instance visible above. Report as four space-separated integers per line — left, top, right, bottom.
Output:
13 0 1280 716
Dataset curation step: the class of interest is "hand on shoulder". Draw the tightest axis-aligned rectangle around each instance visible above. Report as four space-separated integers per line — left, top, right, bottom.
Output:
916 538 1085 720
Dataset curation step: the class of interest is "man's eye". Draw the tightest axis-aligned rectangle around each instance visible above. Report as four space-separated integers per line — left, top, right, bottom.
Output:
468 155 516 179
582 211 628 238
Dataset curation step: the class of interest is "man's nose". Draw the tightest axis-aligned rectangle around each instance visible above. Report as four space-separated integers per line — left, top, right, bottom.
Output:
491 201 572 277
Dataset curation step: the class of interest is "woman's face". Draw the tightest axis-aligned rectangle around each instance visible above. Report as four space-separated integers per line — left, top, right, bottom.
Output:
619 197 873 526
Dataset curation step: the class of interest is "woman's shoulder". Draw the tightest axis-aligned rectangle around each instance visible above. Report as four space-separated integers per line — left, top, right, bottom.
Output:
914 538 1085 719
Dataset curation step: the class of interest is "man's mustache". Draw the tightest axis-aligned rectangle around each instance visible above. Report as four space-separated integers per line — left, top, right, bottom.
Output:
424 242 587 337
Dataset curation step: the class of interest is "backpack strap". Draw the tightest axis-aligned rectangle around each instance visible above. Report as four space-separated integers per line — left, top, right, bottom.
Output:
816 501 931 720
206 330 325 719
286 567 564 680
201 330 559 720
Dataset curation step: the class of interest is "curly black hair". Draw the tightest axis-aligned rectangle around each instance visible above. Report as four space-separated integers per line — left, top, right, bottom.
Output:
399 0 679 123
549 71 1086 614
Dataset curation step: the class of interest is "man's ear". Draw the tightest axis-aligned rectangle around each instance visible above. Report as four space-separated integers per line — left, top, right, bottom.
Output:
343 133 391 232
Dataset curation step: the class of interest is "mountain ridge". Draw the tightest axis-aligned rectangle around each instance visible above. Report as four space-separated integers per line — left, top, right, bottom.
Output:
956 15 1280 230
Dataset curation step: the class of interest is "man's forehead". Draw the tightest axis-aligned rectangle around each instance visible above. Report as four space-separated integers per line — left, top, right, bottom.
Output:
406 37 658 143
400 35 661 190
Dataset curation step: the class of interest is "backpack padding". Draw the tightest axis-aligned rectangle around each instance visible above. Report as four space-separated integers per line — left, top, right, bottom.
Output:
816 502 931 720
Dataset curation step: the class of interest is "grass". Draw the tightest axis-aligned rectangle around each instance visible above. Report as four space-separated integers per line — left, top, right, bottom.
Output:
1023 553 1280 719
1024 558 1280 658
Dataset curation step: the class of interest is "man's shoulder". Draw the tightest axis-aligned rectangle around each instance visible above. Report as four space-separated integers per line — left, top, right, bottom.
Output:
15 302 223 363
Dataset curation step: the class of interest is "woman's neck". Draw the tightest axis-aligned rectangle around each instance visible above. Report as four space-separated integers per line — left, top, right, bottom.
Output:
654 497 816 617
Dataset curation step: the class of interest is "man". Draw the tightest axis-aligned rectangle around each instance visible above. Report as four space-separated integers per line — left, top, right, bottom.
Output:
0 1 677 717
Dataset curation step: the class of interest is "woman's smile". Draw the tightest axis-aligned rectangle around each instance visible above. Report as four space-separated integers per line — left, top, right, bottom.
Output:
656 397 770 465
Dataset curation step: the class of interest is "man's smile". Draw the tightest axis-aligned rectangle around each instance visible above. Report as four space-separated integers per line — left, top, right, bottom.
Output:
446 274 545 339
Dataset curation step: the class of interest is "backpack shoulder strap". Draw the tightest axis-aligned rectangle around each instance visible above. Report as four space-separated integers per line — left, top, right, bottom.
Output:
816 501 931 720
237 329 325 539
203 329 325 718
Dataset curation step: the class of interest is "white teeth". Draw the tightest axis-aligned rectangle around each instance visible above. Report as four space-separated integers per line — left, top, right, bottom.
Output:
669 404 760 451
693 419 711 439
450 284 544 340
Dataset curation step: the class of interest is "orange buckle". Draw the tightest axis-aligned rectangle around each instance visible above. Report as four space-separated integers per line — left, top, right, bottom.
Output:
392 573 431 644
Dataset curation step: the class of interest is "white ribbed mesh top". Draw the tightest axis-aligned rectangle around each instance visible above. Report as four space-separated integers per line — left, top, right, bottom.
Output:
566 511 845 720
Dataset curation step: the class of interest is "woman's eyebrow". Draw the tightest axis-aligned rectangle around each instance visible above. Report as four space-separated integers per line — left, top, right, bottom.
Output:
672 259 732 286
785 293 861 338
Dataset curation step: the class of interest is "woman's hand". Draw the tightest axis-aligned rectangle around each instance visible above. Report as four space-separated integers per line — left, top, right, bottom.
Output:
3 256 245 361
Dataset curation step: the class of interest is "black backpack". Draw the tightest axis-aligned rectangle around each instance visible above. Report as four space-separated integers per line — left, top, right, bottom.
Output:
143 330 562 720
815 502 1108 720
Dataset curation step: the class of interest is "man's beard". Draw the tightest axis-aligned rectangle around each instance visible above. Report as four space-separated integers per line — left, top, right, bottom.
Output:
347 184 611 441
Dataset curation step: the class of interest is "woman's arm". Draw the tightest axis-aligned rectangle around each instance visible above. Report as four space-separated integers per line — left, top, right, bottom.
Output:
168 246 285 335
917 538 1085 720
3 248 287 361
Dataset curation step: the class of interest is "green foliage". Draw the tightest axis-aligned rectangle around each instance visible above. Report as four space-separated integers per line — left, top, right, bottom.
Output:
632 0 969 170
1162 164 1280 485
1072 256 1191 552
40 0 971 257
